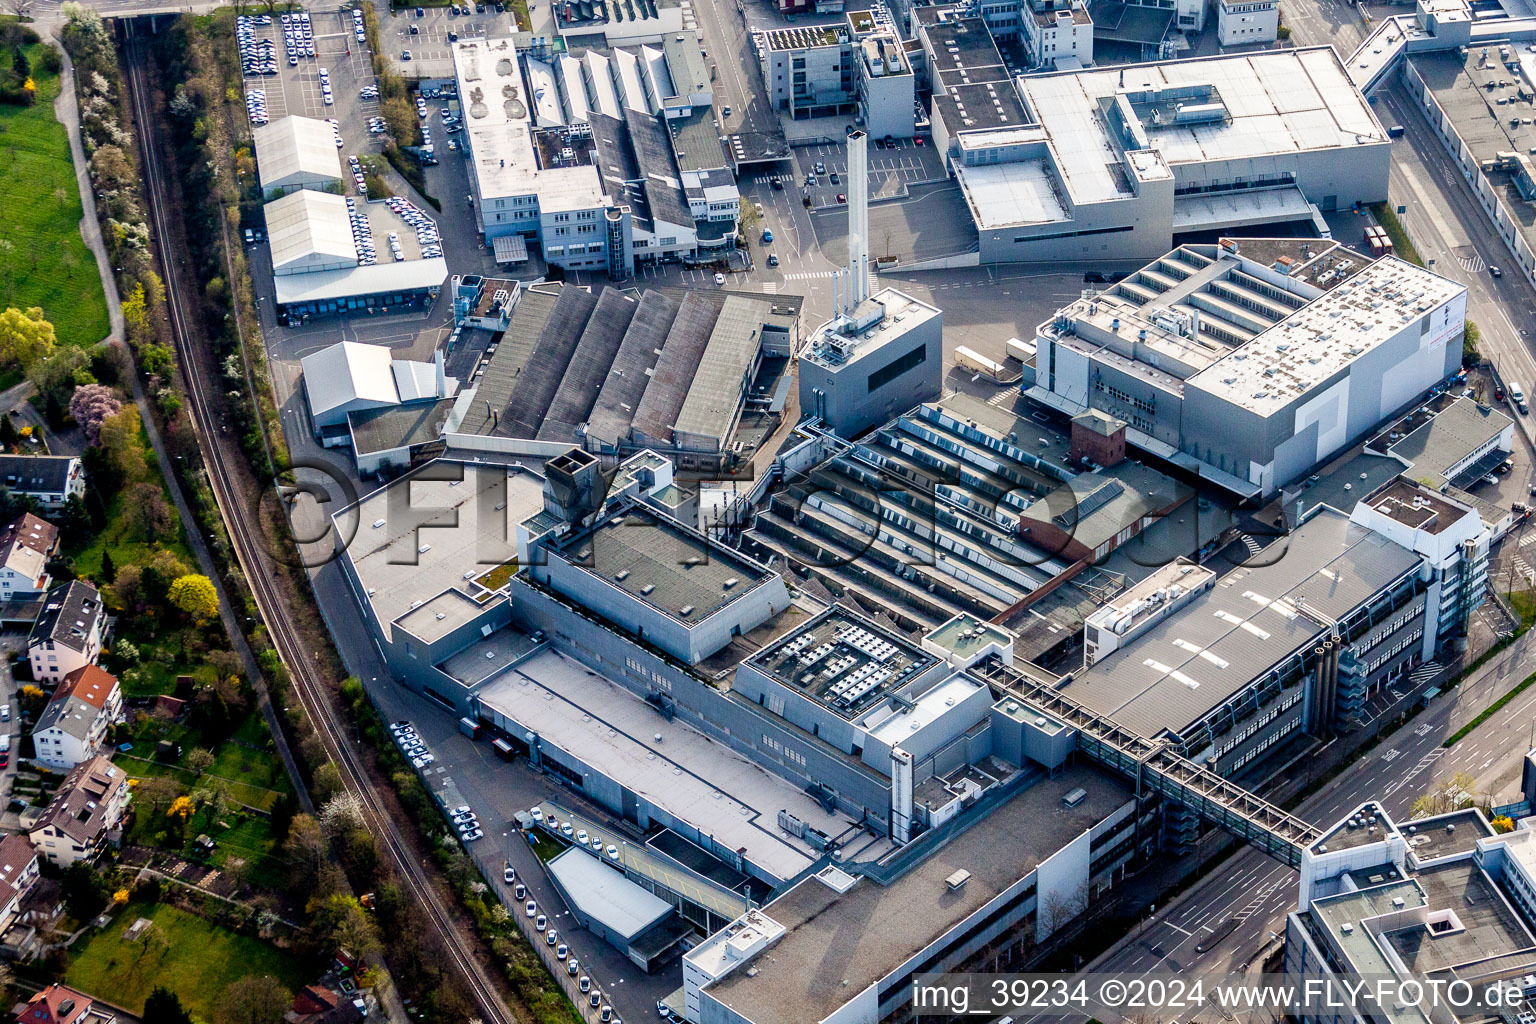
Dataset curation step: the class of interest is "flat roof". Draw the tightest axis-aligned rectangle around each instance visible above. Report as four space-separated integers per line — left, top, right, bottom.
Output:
1411 49 1536 259
703 765 1131 1024
1018 48 1388 207
1362 478 1476 536
955 157 1067 228
476 648 854 881
1188 257 1465 415
744 604 939 720
800 288 940 370
764 25 845 50
661 31 709 96
924 18 1010 86
349 398 455 456
1062 507 1422 739
669 107 728 174
336 460 546 640
925 612 1015 661
273 257 448 307
1018 459 1192 553
454 38 609 211
547 848 674 941
1388 396 1513 490
550 505 774 624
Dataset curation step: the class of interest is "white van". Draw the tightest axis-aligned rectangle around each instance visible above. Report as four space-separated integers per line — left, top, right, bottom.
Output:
1511 381 1528 414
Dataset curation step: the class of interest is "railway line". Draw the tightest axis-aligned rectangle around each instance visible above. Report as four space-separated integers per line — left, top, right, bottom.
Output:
119 27 516 1024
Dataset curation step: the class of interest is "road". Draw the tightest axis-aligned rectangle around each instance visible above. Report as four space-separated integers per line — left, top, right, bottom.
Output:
119 30 515 1024
1373 82 1536 414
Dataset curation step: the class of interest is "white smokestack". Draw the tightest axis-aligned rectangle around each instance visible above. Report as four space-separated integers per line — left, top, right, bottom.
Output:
435 348 447 397
847 130 869 307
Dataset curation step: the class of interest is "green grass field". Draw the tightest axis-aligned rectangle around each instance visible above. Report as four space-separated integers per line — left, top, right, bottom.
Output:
0 37 110 346
67 900 308 1018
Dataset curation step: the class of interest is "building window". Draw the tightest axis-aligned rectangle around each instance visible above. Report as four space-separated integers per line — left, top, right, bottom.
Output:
868 342 927 393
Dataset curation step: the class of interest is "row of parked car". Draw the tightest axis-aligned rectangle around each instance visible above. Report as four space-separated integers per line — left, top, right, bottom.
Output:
389 720 435 770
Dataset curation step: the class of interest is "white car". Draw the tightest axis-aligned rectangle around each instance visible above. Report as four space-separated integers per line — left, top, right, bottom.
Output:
504 864 516 883
714 272 726 285
461 829 484 842
525 900 538 917
411 754 435 769
0 705 10 722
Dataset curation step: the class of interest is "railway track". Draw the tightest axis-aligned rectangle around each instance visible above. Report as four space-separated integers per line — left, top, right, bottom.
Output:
120 28 515 1024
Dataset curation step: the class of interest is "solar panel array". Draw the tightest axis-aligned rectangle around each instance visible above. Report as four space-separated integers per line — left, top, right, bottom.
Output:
503 285 599 438
538 288 640 443
630 291 727 445
584 290 681 450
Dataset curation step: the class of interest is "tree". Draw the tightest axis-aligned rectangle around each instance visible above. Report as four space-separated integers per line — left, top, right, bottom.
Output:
99 548 115 584
143 986 193 1024
89 145 134 192
133 921 170 968
97 405 146 480
124 482 171 541
121 281 149 342
0 307 55 377
1411 771 1481 819
215 975 293 1024
305 893 382 959
185 747 214 775
68 383 120 445
169 574 217 622
62 861 108 920
283 814 329 896
312 761 344 803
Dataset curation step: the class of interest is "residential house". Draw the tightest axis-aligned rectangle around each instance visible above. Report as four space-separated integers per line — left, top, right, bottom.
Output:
0 515 57 600
0 456 85 512
27 756 130 867
14 984 97 1024
0 834 39 936
27 582 105 684
285 984 365 1024
32 666 122 770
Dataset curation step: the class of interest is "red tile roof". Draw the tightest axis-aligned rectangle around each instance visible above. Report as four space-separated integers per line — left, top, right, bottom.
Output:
57 665 118 710
16 984 91 1024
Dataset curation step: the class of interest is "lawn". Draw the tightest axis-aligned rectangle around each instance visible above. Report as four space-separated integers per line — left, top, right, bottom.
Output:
0 33 110 347
67 900 308 1019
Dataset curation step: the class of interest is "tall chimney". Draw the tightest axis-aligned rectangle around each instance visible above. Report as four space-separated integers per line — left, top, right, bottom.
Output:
434 349 447 397
847 130 870 307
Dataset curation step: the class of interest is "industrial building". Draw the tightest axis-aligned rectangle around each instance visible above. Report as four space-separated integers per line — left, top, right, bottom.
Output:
253 115 343 194
454 34 740 275
262 189 448 321
686 766 1147 1024
745 390 1192 634
925 44 1392 264
444 279 801 471
1031 238 1468 497
1287 802 1536 1024
1060 507 1438 777
799 132 942 438
299 341 459 450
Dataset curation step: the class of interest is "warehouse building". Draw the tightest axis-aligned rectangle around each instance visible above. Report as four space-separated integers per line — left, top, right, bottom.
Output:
932 47 1391 264
263 189 448 320
253 115 342 194
1032 238 1468 497
299 341 459 448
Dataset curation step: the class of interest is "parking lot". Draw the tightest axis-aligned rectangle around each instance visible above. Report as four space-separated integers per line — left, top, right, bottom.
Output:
376 3 521 79
239 9 383 147
792 135 947 208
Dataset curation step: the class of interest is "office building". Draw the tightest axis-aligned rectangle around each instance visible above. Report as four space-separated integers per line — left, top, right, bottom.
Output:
757 13 916 137
1020 0 1094 70
935 48 1391 265
1032 238 1468 497
1217 0 1280 45
1288 802 1536 1024
1061 507 1433 777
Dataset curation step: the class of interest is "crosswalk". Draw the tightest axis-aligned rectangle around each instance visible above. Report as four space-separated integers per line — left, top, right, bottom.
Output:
780 270 836 281
1408 660 1442 687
